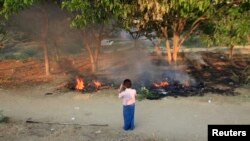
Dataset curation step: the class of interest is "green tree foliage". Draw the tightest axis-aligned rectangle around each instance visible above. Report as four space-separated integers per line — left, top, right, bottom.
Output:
62 0 126 72
122 0 250 63
0 0 59 76
0 0 35 47
200 0 250 58
124 0 215 63
0 0 35 19
62 0 126 28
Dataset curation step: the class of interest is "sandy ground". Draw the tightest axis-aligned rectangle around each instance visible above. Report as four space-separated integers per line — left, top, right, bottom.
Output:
0 84 250 141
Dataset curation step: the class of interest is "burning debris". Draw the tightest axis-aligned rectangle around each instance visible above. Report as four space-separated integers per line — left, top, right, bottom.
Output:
75 76 84 91
63 58 238 99
75 76 102 91
92 80 101 89
149 81 205 98
153 81 169 88
67 75 113 93
133 69 237 100
136 79 235 100
60 71 236 101
65 70 236 99
74 76 102 92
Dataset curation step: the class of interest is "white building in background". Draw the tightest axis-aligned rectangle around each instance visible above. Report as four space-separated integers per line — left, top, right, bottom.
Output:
101 39 114 46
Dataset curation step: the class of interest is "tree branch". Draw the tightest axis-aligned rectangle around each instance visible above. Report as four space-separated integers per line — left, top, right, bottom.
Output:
179 16 205 46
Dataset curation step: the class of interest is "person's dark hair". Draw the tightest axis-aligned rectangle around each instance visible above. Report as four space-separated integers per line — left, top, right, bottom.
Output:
123 79 132 88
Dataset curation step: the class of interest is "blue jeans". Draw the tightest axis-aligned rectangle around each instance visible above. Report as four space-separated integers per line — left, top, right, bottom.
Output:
123 104 135 130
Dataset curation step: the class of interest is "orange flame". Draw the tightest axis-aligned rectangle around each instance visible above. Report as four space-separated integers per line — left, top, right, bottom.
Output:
75 76 84 90
182 80 190 87
93 80 101 89
153 81 169 88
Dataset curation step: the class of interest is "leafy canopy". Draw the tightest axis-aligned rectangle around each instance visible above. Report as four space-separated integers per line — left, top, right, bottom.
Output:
62 0 127 28
0 0 36 19
201 0 250 46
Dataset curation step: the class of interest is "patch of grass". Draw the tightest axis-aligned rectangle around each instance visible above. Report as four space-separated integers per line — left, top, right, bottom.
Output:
241 93 250 99
220 86 250 103
137 85 154 101
0 110 9 123
235 86 250 100
231 66 250 86
0 48 37 60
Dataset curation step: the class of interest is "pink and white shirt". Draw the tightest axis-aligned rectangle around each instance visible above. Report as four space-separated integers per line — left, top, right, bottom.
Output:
119 88 137 105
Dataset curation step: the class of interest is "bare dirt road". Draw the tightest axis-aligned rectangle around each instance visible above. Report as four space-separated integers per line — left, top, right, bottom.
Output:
0 86 250 141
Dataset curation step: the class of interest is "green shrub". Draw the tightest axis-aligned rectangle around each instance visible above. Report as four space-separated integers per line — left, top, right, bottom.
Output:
15 48 37 60
0 110 8 123
137 85 154 101
183 36 207 48
235 87 250 100
0 48 37 60
231 66 250 85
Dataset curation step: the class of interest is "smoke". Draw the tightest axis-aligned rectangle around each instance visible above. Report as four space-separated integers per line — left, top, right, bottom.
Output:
162 69 196 86
4 3 198 87
98 39 197 87
98 41 157 85
185 52 208 66
5 3 85 74
7 3 82 55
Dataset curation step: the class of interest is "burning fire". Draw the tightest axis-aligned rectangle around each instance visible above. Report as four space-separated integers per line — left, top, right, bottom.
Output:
182 80 190 87
153 81 169 88
93 80 101 89
75 76 84 90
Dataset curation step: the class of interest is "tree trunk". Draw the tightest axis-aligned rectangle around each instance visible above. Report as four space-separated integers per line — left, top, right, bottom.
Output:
154 38 162 57
161 26 172 63
93 38 102 73
154 46 161 54
43 42 50 75
54 41 60 61
228 45 234 59
86 44 96 73
165 39 172 64
41 7 50 76
172 32 180 62
134 39 139 48
91 58 97 73
81 30 97 73
84 41 96 73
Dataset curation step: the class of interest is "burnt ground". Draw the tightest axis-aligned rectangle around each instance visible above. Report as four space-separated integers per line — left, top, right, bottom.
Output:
188 53 250 94
0 51 249 96
127 52 250 99
0 51 250 141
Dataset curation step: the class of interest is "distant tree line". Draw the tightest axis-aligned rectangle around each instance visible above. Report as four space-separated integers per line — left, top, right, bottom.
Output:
0 0 250 75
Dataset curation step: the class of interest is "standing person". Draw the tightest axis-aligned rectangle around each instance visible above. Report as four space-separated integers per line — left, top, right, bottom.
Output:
118 79 137 131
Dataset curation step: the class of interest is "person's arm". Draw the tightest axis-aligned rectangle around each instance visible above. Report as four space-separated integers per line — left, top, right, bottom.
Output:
118 91 124 99
118 83 125 93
